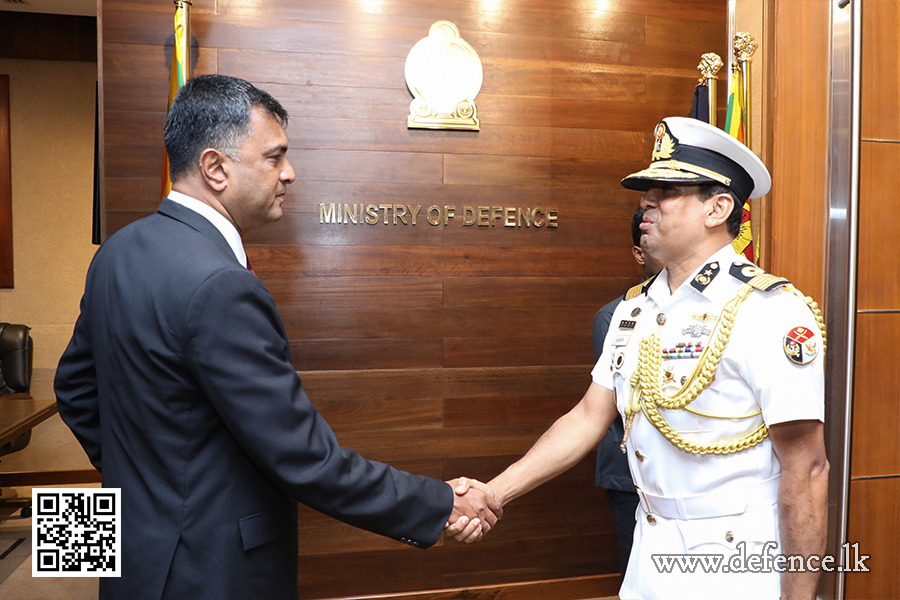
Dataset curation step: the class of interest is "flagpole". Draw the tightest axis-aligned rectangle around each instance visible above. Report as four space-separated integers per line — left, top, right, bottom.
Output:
161 0 192 199
734 33 757 149
698 53 723 127
175 0 192 88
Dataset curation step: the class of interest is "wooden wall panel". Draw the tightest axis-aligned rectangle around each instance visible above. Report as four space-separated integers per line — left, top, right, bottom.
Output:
860 0 900 141
0 12 97 62
770 0 829 302
856 142 900 311
849 314 900 478
100 0 727 597
846 1 900 596
844 478 900 600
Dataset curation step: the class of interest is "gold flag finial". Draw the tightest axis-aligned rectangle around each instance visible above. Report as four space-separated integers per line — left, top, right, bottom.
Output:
734 32 758 62
697 53 724 80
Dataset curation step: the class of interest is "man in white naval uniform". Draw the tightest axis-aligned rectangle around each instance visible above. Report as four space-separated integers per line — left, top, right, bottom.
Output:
460 117 828 600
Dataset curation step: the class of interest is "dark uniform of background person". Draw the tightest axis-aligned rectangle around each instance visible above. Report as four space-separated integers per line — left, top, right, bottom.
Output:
591 206 664 579
54 75 498 600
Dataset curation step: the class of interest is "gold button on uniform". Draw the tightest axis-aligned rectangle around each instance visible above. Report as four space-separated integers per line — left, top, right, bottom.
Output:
647 514 656 525
725 531 734 542
635 450 646 462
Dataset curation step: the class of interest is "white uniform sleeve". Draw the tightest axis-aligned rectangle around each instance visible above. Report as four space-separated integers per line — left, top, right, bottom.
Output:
737 288 825 426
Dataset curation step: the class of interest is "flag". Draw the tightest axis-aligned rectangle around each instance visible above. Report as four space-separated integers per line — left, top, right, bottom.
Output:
725 66 755 262
160 2 191 199
690 82 710 124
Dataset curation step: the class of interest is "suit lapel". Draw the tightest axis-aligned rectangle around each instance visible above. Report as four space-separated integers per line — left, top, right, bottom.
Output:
157 198 238 264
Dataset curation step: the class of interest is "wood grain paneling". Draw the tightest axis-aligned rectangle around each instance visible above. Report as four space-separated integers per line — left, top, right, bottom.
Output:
860 0 900 142
100 1 725 596
0 12 97 62
857 141 900 311
847 2 900 595
844 478 900 600
770 0 829 302
248 246 636 278
849 314 900 478
338 575 620 600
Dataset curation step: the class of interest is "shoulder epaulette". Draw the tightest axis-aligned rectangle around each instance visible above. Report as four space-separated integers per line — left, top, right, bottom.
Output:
728 262 791 292
625 273 658 300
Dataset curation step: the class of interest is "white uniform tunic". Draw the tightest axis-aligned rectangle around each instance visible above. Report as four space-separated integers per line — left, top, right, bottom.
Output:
593 244 824 600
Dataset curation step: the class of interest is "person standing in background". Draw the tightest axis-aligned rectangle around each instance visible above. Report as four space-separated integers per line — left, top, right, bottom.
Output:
592 206 664 579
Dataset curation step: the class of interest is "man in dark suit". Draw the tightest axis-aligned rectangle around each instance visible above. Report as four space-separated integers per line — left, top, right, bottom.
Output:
55 74 499 600
591 207 663 579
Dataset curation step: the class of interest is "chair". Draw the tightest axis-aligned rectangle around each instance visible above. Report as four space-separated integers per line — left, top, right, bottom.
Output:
0 322 34 517
0 322 33 455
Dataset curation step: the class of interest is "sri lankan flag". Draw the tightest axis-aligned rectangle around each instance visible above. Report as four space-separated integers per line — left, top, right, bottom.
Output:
725 67 755 262
160 2 191 199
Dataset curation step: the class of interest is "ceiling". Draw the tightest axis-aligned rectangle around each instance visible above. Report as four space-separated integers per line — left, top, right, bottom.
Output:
0 0 96 16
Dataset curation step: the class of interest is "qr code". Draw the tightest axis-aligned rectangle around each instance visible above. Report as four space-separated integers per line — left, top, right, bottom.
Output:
32 488 121 577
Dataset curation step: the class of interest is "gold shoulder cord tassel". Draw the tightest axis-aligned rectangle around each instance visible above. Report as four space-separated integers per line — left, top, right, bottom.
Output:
620 282 827 456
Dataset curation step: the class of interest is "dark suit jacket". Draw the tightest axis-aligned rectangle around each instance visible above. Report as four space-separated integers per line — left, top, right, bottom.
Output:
592 296 636 492
55 199 453 600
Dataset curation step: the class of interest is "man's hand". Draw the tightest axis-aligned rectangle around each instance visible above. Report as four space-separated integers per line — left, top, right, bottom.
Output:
443 477 502 543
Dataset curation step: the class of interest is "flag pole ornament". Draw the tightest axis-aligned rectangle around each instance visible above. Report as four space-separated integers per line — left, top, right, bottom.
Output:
161 0 192 199
695 53 723 126
726 32 759 262
405 21 483 131
620 116 770 204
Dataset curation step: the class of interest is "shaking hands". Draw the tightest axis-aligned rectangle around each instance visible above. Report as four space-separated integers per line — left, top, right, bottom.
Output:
443 477 503 544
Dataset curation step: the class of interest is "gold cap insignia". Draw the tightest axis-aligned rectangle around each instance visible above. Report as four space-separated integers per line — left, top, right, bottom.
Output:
652 123 676 161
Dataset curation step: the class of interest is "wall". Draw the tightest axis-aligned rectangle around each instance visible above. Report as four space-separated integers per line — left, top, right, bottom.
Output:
844 0 900 597
100 0 726 597
0 57 97 473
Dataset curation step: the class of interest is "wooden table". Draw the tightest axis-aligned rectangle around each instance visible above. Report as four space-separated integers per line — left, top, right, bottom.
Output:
0 394 58 448
0 395 101 489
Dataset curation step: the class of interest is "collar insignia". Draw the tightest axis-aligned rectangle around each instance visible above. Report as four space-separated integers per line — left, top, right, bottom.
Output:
690 261 720 293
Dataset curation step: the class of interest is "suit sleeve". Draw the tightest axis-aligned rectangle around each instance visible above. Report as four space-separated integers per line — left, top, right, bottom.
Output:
54 296 103 471
183 268 453 548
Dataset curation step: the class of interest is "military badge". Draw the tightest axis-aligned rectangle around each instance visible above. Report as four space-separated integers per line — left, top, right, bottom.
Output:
652 123 675 160
619 319 636 330
783 326 818 365
690 261 720 292
681 324 711 338
631 307 642 317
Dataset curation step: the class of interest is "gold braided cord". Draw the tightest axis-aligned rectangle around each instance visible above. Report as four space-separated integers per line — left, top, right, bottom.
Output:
641 398 769 455
636 284 753 411
783 283 827 354
684 406 761 420
624 280 826 456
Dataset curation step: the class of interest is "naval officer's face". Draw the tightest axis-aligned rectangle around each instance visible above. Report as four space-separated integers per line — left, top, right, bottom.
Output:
224 107 296 233
638 183 707 263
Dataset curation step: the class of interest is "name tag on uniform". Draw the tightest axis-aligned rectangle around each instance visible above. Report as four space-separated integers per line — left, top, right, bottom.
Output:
611 333 630 347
